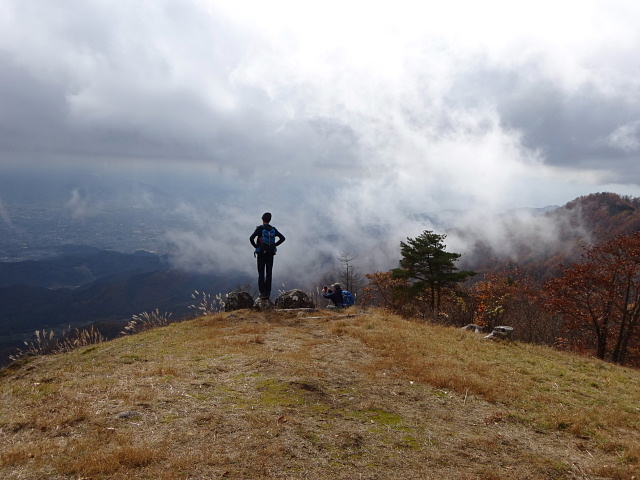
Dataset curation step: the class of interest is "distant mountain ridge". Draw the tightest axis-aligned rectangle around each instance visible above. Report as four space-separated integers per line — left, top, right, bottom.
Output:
0 245 167 289
563 192 640 241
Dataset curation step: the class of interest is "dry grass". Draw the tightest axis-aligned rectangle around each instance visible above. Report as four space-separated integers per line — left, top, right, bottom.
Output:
1 308 640 479
10 326 106 361
343 313 640 436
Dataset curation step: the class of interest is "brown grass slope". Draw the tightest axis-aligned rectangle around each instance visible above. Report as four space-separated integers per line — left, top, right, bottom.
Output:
1 308 640 480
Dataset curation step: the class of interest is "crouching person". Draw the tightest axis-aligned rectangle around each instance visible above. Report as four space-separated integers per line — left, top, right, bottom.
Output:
322 283 344 309
322 283 356 309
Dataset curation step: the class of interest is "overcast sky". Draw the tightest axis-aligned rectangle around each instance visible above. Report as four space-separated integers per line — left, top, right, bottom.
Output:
1 0 640 277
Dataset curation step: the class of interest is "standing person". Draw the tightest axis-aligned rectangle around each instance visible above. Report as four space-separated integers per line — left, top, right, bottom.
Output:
250 212 285 300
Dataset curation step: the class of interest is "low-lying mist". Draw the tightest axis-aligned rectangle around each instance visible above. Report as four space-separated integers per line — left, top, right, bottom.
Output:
0 167 607 291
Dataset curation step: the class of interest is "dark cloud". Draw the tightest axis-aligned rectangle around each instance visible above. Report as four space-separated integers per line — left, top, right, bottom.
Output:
1 0 640 277
499 83 640 178
0 53 72 156
446 61 640 183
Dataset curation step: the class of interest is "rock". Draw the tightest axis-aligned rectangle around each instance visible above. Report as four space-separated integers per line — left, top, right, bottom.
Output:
274 289 316 309
485 326 514 341
462 324 487 333
253 297 275 311
117 410 142 419
225 291 254 311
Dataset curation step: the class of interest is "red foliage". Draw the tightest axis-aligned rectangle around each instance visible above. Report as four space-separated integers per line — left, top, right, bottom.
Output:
544 232 640 364
361 271 408 310
470 269 536 328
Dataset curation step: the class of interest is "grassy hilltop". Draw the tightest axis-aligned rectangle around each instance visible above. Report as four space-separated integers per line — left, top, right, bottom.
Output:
1 308 640 479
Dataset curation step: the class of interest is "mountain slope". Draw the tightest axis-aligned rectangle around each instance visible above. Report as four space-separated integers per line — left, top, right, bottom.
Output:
1 308 639 479
460 192 640 280
0 247 252 364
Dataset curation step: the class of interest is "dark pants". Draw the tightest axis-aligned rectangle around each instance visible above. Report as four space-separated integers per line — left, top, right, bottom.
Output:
257 253 274 298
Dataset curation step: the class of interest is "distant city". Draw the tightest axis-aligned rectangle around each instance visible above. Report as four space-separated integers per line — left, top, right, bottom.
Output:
0 202 189 262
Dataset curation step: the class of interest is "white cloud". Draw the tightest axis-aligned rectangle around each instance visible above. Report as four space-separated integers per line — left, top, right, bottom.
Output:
607 121 640 152
3 0 640 279
65 187 105 219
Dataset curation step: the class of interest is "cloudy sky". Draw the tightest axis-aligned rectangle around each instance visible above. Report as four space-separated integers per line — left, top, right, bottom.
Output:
1 0 640 278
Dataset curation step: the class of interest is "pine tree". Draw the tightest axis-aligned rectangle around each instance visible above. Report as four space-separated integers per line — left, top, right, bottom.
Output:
392 230 475 311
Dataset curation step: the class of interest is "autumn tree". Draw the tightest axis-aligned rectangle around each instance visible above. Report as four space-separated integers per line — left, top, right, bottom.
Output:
392 230 475 311
471 269 525 329
362 271 408 311
470 268 556 343
545 232 640 364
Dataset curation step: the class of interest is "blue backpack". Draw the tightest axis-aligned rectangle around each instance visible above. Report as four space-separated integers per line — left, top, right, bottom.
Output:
341 290 355 307
259 226 277 254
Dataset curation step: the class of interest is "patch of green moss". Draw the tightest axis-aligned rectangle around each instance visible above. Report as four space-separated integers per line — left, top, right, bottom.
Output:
353 408 404 426
396 435 422 449
118 354 146 364
256 379 304 407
